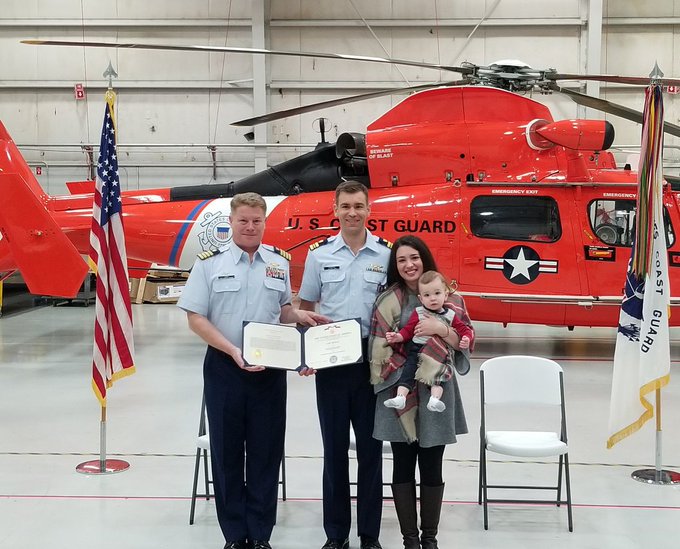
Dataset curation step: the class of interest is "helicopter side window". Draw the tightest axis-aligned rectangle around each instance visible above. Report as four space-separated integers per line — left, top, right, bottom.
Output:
588 199 675 247
470 196 561 242
663 208 675 247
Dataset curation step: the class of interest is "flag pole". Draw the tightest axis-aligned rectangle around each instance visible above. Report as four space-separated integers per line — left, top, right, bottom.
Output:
627 64 679 485
76 62 133 475
631 388 678 484
100 405 106 470
77 405 129 474
655 389 662 477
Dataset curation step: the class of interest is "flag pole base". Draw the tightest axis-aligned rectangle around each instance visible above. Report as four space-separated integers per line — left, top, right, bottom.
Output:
76 459 130 475
631 468 680 485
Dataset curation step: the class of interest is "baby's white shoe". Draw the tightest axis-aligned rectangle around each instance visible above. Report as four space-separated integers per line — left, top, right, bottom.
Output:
427 396 446 412
384 394 406 409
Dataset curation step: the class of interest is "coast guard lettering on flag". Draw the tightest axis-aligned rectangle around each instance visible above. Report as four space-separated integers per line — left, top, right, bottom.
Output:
88 91 136 405
607 205 671 448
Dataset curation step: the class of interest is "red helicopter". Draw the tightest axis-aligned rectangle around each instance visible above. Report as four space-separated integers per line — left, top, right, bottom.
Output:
3 44 680 327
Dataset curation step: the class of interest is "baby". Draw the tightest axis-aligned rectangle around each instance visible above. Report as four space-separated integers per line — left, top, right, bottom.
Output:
384 270 472 412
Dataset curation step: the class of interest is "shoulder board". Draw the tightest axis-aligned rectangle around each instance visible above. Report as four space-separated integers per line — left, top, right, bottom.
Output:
309 238 329 251
377 237 393 249
197 249 220 260
266 245 291 261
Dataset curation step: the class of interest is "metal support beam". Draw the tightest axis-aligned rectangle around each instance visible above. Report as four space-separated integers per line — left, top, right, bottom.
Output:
208 145 217 181
82 145 95 181
9 15 680 30
252 0 270 174
585 0 603 119
3 17 586 29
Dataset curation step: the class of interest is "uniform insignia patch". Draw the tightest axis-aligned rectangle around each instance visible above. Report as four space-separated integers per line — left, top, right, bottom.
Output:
273 247 291 261
366 263 387 274
198 249 221 260
309 238 329 251
266 263 286 280
264 244 291 261
377 237 393 249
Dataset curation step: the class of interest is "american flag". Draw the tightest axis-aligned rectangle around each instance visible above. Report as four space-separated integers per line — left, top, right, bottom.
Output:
89 92 136 405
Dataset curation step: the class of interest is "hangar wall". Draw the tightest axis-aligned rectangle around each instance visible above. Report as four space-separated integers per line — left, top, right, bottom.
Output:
0 0 679 193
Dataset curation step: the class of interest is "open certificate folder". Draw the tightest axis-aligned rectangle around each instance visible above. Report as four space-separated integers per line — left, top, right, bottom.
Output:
242 318 363 370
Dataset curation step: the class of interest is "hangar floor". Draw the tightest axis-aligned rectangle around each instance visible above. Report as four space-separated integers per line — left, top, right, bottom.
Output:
1 302 679 549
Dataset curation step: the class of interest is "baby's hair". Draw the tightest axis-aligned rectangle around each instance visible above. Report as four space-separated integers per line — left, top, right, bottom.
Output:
418 270 452 293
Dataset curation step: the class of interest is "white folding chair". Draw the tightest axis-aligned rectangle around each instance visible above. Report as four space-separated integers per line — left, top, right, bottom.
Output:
189 394 212 525
349 431 393 498
478 355 573 532
189 394 288 525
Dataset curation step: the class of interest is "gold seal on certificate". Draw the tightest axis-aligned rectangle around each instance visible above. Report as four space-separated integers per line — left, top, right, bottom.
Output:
242 322 303 370
242 318 362 370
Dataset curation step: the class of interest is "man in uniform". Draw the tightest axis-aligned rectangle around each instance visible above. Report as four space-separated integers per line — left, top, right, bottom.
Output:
298 181 391 549
178 192 327 549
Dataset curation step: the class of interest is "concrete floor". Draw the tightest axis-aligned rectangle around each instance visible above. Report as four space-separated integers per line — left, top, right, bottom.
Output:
0 301 679 549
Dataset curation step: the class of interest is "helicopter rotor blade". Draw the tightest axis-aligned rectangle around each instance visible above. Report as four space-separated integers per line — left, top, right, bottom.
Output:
551 72 680 86
27 41 680 89
550 84 680 139
21 40 474 75
24 41 680 89
24 39 680 134
232 80 469 126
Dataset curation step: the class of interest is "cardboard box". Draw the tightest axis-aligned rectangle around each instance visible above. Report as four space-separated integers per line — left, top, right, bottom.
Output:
129 278 146 305
142 278 186 304
147 269 188 280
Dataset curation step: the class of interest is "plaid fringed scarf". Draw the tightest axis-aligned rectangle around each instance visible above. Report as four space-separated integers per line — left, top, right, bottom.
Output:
369 285 475 442
369 285 409 385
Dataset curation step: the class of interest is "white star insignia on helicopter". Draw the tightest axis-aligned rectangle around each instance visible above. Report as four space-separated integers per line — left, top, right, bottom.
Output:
504 247 539 280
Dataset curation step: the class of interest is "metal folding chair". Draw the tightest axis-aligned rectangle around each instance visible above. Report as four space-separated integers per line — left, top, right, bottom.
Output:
189 393 287 524
478 355 573 532
349 431 395 499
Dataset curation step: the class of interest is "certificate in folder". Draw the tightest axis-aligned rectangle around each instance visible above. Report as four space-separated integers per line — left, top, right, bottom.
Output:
242 318 363 370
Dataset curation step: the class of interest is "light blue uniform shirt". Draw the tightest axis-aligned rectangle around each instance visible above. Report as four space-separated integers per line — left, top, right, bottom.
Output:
177 243 292 346
298 231 391 337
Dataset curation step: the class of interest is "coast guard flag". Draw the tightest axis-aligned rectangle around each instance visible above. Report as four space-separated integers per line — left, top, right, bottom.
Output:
88 91 136 405
607 85 670 448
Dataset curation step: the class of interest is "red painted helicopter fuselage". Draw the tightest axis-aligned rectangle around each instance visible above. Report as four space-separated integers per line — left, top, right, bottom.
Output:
0 86 677 327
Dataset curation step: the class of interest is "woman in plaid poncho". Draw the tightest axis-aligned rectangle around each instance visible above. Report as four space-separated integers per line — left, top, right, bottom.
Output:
369 236 474 549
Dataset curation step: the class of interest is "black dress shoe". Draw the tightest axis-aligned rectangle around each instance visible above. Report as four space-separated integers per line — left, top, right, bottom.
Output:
360 537 383 549
321 540 349 549
224 542 247 549
249 541 272 549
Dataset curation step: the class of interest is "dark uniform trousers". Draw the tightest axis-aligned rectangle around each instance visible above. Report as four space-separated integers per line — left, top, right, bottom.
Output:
203 346 286 542
315 344 383 541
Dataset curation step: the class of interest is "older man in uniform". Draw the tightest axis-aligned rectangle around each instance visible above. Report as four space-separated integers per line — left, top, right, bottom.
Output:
299 181 391 549
178 192 326 549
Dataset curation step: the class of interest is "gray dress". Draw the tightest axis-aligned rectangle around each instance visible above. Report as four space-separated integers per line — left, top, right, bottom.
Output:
372 292 469 448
